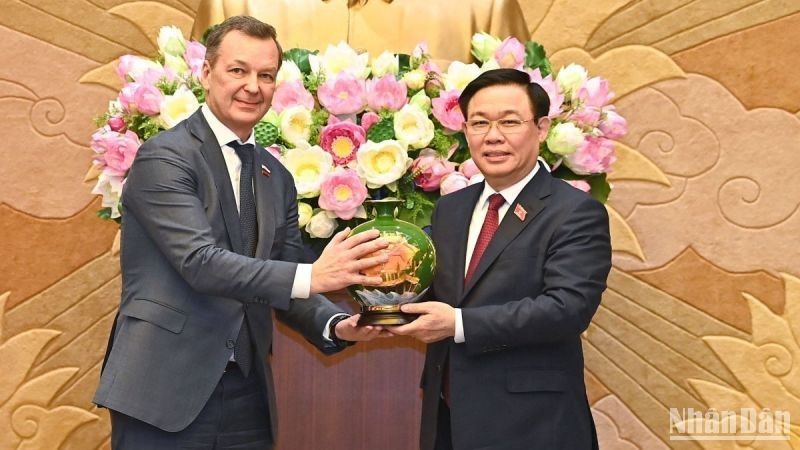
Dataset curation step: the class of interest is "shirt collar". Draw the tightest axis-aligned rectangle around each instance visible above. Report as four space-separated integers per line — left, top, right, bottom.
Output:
477 161 541 208
201 104 256 147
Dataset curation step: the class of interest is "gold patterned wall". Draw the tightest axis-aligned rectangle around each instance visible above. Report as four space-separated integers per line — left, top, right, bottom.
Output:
1 0 799 448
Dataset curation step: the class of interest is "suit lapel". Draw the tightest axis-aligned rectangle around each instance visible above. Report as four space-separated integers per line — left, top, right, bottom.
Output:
459 170 552 303
190 112 244 254
253 147 277 259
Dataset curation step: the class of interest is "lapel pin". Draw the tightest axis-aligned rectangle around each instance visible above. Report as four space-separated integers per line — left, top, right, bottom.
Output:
261 164 271 177
514 204 527 221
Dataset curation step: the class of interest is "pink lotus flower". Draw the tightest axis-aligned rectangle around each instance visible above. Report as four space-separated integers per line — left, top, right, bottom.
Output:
599 109 628 139
137 67 177 86
494 37 525 69
98 130 142 177
411 149 456 192
133 83 164 116
570 107 601 126
458 158 480 179
439 171 469 195
318 72 366 115
117 83 138 113
91 128 113 156
265 144 282 160
421 60 442 74
527 69 564 117
360 111 380 132
318 168 367 219
366 75 407 112
412 42 429 60
319 120 366 165
564 136 616 175
107 115 126 132
115 55 138 81
577 77 613 108
565 179 591 192
272 80 315 113
184 41 206 78
432 89 465 132
115 55 158 82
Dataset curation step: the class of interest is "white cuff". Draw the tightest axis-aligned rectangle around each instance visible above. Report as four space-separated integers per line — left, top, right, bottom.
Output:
454 308 465 343
323 313 350 341
291 263 312 299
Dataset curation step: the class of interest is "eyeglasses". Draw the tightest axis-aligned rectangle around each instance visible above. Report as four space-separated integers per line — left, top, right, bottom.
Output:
464 118 536 135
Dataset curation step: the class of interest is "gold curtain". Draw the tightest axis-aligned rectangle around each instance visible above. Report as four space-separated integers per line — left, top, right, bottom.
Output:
192 0 529 62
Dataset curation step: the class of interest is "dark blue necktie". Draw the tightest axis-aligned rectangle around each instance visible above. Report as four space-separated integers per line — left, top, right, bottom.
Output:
229 141 257 376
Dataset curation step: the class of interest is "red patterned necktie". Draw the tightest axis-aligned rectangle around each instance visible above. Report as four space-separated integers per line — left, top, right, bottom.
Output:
465 193 505 285
443 195 505 405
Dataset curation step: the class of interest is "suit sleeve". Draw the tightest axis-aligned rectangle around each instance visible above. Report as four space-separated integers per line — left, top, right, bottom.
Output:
272 167 348 354
461 196 611 354
122 140 296 309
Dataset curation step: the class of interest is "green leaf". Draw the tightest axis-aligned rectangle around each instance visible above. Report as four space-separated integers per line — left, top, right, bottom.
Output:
429 128 457 157
304 71 323 93
396 190 435 228
284 48 317 74
96 207 113 221
189 78 206 103
397 53 411 75
126 114 163 140
552 165 611 204
94 113 110 128
156 79 180 96
586 173 611 203
394 176 436 228
366 117 396 142
307 109 329 146
449 132 471 164
524 41 552 76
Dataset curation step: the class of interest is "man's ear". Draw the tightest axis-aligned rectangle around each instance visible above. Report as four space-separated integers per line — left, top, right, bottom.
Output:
536 117 551 141
200 60 212 91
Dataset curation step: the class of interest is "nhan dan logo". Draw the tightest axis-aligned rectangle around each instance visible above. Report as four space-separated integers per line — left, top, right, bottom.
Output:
669 407 790 441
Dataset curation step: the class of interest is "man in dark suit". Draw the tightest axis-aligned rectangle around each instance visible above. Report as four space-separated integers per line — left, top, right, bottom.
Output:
392 69 612 450
93 16 389 449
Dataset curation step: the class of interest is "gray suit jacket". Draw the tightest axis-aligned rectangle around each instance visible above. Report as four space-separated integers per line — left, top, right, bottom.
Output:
93 110 345 434
419 167 611 450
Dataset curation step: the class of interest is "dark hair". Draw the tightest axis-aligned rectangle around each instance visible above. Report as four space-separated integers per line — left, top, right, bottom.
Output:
458 68 550 121
204 15 283 69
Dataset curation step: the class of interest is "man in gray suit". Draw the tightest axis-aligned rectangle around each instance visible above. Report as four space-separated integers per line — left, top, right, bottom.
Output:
94 16 389 449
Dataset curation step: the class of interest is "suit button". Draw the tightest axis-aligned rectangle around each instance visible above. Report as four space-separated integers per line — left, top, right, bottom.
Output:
436 364 442 372
226 339 235 349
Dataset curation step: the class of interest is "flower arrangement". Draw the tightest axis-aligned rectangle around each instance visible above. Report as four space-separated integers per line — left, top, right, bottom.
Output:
88 27 627 240
88 26 205 220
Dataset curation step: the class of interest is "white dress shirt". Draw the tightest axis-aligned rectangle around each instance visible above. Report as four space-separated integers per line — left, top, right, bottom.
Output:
201 106 344 348
453 163 541 343
201 105 312 299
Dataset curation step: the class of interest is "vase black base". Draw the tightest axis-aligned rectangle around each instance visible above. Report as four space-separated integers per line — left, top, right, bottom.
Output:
357 305 419 326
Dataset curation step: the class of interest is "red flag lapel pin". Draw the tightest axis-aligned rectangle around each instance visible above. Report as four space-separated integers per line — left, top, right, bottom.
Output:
514 203 527 221
261 164 271 177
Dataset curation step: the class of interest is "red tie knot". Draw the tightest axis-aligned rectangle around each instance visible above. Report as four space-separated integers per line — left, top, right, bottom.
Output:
488 193 505 211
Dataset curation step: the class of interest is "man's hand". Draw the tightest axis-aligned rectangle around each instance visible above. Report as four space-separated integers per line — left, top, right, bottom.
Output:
310 228 389 294
389 302 456 343
334 314 393 341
